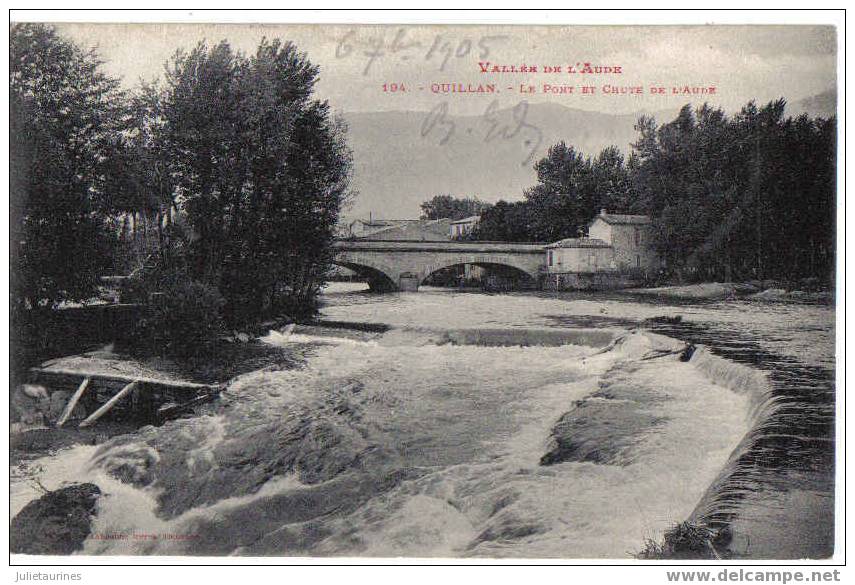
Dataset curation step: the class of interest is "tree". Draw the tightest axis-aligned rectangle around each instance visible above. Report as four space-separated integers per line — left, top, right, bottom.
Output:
420 195 492 220
471 200 535 241
521 142 592 241
105 81 180 273
10 24 127 316
472 142 636 242
159 38 353 324
591 146 640 214
630 99 836 283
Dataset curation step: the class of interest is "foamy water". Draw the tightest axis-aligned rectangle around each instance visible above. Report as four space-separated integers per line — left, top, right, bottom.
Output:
12 282 831 558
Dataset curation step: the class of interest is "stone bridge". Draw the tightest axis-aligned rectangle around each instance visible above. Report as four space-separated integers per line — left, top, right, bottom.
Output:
333 239 546 292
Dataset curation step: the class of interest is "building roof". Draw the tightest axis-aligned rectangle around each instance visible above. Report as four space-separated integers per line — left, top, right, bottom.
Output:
351 219 421 227
450 215 481 225
594 211 652 226
356 218 452 241
348 218 429 238
546 237 611 249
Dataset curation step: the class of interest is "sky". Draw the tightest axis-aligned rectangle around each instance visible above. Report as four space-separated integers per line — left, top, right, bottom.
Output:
50 22 838 117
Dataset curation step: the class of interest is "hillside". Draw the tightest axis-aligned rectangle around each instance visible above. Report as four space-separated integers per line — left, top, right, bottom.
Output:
341 92 836 220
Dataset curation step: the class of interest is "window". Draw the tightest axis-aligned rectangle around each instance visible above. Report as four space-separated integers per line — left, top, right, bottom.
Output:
634 228 640 246
548 251 554 267
636 255 641 268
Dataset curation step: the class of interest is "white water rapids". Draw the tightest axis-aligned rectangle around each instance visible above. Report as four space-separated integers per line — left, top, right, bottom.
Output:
14 282 830 558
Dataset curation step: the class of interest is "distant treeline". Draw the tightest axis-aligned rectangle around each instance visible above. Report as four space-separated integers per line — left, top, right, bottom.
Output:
432 100 836 284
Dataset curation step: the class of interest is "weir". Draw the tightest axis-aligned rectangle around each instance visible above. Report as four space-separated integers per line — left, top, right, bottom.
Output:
639 313 836 560
683 346 834 559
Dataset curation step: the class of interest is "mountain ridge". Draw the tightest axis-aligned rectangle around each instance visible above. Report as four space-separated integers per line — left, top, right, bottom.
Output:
341 90 836 221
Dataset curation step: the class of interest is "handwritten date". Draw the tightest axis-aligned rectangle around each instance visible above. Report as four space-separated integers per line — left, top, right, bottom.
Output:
336 28 509 76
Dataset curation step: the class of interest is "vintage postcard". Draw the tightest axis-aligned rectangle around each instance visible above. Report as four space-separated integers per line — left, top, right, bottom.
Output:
8 11 842 567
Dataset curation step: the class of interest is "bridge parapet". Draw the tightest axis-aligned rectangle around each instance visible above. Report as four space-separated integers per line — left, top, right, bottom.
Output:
334 239 546 253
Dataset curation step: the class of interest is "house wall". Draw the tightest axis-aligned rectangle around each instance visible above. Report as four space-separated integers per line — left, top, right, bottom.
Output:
546 246 615 274
450 221 477 238
609 224 658 272
588 218 613 243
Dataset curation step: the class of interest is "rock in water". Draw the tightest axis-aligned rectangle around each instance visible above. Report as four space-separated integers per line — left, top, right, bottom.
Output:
10 483 101 555
22 384 49 400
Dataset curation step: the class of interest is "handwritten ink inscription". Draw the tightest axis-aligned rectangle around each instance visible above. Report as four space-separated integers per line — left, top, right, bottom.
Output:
336 28 509 75
420 100 543 166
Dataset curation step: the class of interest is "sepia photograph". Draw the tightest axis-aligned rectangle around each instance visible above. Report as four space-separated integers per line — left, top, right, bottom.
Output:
7 10 843 567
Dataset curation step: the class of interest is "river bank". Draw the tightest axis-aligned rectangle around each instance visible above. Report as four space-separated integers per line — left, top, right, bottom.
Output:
621 281 833 303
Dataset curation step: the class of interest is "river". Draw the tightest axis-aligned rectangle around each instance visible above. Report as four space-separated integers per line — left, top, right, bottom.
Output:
10 282 836 558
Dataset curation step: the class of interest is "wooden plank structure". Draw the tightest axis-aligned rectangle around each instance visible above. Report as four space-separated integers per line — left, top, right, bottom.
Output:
29 366 221 428
56 377 90 428
79 380 140 428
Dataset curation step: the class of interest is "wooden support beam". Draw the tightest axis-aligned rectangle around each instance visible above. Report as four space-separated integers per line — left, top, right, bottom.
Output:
78 380 139 428
30 367 215 391
56 377 91 428
156 393 218 422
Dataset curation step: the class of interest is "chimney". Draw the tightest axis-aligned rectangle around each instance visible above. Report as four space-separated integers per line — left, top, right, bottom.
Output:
600 208 607 216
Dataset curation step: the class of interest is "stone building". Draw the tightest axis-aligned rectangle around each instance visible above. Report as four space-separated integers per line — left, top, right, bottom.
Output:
544 209 659 289
587 209 658 272
449 216 481 239
546 237 614 273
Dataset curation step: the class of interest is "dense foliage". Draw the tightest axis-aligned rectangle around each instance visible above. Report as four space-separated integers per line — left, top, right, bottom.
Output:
469 100 835 283
10 23 132 372
632 101 835 282
10 24 127 314
11 25 354 362
158 39 353 325
128 273 226 357
420 195 493 220
472 144 638 243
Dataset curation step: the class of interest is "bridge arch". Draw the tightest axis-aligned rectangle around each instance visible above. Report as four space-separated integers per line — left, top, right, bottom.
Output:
420 255 541 284
421 261 539 290
332 259 399 293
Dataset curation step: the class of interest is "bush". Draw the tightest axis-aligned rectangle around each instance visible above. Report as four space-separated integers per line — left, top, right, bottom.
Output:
118 222 195 305
127 274 225 357
637 521 730 560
